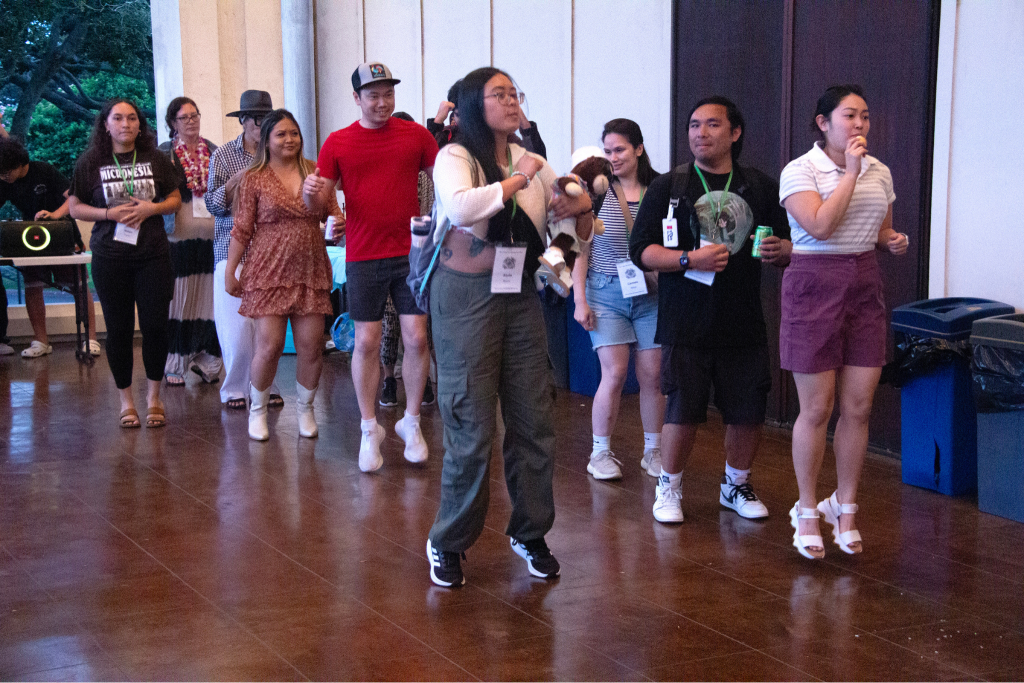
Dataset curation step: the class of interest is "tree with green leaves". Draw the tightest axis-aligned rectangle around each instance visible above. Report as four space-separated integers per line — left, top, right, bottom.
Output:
0 0 154 139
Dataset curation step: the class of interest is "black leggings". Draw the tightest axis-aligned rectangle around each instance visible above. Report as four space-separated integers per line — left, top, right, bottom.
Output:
91 255 174 389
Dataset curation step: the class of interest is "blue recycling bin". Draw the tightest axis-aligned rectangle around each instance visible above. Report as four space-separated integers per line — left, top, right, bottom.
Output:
566 297 639 397
892 297 1015 495
971 313 1024 522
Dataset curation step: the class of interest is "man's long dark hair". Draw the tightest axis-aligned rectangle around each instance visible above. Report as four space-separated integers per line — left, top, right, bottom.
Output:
450 67 511 187
80 98 157 167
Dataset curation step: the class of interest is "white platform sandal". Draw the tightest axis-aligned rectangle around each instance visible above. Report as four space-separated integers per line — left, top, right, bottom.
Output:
789 503 825 560
818 492 862 555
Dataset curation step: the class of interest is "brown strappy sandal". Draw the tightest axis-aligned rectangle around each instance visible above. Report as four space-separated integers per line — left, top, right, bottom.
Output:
120 408 141 429
146 406 166 428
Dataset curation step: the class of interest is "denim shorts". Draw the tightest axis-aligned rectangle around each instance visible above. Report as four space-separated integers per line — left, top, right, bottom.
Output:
584 272 660 351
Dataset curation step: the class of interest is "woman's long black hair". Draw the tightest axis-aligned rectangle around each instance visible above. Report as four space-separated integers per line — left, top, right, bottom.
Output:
450 66 511 187
80 98 157 167
602 118 658 186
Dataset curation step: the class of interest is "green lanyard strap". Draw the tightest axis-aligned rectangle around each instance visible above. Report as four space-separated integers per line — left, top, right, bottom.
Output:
112 150 138 199
693 164 732 225
507 147 518 221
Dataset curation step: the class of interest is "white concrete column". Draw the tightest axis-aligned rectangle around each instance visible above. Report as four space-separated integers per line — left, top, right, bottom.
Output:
281 0 318 159
150 0 185 144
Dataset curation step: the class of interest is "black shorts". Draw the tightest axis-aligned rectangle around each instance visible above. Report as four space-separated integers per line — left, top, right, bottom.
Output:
346 255 424 322
19 265 78 288
661 344 772 425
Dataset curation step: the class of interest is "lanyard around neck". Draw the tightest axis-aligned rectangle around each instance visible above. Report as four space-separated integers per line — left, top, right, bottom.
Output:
506 147 518 221
693 164 732 224
112 150 138 198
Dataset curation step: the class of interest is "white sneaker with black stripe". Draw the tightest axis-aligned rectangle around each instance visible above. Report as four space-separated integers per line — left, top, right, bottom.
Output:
719 474 769 519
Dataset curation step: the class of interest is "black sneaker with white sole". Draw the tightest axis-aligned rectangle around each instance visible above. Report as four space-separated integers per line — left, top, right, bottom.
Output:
422 378 435 406
510 537 560 579
380 377 398 407
426 539 465 587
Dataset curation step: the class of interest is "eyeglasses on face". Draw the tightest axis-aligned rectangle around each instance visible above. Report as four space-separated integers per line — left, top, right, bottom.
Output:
176 113 201 123
484 90 525 105
243 115 265 126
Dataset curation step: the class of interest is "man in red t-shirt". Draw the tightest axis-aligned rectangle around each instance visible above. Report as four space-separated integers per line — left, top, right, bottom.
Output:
306 62 438 473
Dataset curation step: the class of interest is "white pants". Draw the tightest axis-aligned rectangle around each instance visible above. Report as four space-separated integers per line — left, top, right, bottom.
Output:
213 260 279 403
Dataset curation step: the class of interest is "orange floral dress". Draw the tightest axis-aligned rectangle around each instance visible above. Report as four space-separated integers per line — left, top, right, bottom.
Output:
231 165 340 317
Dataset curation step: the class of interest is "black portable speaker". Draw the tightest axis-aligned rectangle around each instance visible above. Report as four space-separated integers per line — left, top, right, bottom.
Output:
0 220 77 258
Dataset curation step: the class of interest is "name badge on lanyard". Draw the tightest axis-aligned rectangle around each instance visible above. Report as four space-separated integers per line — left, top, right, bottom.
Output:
491 245 527 293
616 259 648 298
192 194 211 218
663 198 679 248
111 151 140 245
113 222 140 245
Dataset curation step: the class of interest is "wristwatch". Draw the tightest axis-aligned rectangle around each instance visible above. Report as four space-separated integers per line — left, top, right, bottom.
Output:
679 251 690 272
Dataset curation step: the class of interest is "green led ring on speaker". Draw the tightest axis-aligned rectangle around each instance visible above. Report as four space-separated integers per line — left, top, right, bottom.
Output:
22 225 51 252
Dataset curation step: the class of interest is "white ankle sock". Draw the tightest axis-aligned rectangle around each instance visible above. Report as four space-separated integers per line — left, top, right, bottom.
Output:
360 417 378 434
725 464 749 485
404 410 420 424
643 432 661 453
592 434 611 457
660 469 683 489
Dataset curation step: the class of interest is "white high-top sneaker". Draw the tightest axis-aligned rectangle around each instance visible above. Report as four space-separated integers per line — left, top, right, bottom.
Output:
296 383 318 438
249 384 270 441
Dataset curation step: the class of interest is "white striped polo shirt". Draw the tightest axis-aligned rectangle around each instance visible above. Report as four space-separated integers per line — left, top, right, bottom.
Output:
779 142 895 253
590 187 639 276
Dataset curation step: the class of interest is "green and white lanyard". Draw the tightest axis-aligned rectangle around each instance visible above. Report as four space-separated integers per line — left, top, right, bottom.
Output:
693 164 732 227
112 150 138 199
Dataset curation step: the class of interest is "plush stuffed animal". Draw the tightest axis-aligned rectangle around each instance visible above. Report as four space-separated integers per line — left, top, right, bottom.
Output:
538 148 614 297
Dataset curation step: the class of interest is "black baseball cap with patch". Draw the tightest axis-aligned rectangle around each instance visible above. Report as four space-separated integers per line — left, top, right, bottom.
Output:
352 62 400 91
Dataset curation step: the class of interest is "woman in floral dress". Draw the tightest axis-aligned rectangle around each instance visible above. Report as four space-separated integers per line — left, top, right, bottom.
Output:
225 109 342 441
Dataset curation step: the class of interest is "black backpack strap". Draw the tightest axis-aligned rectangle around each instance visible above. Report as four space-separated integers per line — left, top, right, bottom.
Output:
667 163 698 243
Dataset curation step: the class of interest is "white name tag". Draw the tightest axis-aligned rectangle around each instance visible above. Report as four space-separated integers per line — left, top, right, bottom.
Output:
113 222 140 245
192 195 211 218
684 238 716 287
491 245 527 293
616 259 648 298
662 218 679 247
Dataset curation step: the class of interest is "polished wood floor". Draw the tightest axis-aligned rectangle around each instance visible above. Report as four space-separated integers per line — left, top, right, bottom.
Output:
2 342 1024 681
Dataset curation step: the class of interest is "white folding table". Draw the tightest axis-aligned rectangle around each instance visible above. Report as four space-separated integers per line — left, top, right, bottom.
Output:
0 253 94 364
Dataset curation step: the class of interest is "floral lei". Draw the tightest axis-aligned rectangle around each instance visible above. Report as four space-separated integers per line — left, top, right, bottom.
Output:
173 136 211 197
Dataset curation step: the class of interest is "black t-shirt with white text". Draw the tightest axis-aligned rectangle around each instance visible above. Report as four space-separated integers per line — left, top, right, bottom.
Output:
71 148 178 261
628 162 790 349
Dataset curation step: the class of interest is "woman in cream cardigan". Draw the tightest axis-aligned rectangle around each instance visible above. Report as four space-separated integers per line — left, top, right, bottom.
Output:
424 67 593 588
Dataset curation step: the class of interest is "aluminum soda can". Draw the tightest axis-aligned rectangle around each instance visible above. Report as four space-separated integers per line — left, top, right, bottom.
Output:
751 225 772 258
325 215 335 241
410 215 431 248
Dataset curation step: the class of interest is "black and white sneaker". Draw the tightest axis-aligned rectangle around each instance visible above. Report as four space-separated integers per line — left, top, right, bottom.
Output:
421 378 435 406
719 474 769 519
510 537 560 579
379 377 398 407
426 539 465 587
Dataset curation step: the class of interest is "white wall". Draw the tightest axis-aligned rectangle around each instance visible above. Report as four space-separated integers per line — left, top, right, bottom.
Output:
313 0 673 175
930 0 1024 310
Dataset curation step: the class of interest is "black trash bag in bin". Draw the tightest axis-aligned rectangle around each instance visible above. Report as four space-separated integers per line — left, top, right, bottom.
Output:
972 344 1024 413
880 332 971 388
